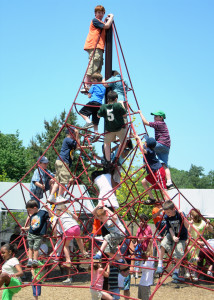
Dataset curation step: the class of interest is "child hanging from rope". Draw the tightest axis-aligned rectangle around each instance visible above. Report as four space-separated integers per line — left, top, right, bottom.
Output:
97 91 128 167
138 110 173 189
0 243 23 300
88 262 112 300
52 204 88 267
134 134 167 205
82 5 114 92
92 205 126 263
79 72 106 142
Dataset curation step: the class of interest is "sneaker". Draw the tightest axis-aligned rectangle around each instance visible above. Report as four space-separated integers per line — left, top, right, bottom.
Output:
47 194 56 203
32 260 39 267
62 277 73 284
82 122 94 130
166 183 174 190
93 253 102 260
156 266 164 274
90 134 100 143
144 198 157 205
184 271 190 279
192 276 198 282
172 272 185 282
126 139 133 150
135 273 139 279
56 196 67 203
80 88 89 94
26 259 33 267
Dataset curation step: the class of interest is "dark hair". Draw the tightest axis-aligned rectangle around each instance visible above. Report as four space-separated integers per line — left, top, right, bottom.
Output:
112 70 120 76
107 90 118 103
163 201 175 211
88 262 100 271
91 170 107 182
26 200 39 209
140 213 149 222
1 243 18 255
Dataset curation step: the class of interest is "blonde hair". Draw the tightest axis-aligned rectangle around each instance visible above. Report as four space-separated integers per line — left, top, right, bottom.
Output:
190 209 202 223
56 204 72 215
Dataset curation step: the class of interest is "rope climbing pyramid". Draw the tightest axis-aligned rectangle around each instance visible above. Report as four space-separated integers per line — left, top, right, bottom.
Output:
0 11 213 300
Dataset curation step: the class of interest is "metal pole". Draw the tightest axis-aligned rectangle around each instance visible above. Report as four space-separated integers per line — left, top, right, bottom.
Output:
105 26 113 103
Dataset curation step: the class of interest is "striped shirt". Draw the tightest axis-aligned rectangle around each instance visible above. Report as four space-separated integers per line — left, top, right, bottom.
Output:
108 266 119 289
149 121 171 148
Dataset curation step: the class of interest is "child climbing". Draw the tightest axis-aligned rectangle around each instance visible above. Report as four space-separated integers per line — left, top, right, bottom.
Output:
0 243 23 300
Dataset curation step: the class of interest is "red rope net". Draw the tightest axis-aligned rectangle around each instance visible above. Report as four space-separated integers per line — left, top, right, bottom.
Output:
0 22 213 299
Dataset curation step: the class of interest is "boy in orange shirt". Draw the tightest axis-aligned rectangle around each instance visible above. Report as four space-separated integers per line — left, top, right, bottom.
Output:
82 5 114 92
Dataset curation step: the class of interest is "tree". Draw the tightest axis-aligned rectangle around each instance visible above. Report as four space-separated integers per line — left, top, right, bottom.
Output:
0 132 28 181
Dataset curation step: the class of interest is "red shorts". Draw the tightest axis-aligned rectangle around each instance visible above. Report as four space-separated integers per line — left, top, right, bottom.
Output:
145 166 166 190
64 225 80 240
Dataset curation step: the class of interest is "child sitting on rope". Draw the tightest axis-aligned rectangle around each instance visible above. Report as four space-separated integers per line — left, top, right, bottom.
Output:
156 201 189 283
134 134 167 205
82 5 114 92
79 72 106 142
92 205 126 263
97 91 128 167
51 204 88 267
138 110 173 190
0 243 23 300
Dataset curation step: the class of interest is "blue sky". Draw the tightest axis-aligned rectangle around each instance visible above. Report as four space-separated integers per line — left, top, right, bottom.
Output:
0 0 213 174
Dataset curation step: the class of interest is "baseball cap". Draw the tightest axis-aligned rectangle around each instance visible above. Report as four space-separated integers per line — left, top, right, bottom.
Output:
144 135 156 149
151 110 166 119
39 156 49 164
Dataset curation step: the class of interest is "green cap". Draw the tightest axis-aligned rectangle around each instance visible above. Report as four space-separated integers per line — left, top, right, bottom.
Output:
151 110 166 119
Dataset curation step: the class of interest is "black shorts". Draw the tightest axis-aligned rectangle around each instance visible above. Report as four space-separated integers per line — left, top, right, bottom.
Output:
79 101 101 125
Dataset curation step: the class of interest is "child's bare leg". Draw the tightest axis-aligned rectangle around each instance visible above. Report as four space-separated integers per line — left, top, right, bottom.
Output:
64 240 71 262
101 291 113 300
79 113 91 123
34 296 39 300
141 179 154 199
104 143 111 162
75 238 87 255
162 164 172 182
29 248 33 260
58 184 66 197
33 250 39 261
49 182 59 196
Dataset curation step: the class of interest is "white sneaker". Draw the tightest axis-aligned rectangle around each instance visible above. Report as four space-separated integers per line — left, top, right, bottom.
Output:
62 277 72 284
56 196 67 203
184 271 190 279
47 194 56 203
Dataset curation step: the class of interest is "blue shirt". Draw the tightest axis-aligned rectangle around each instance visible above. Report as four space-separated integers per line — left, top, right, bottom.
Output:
105 74 128 101
89 84 106 104
29 210 49 236
30 168 54 199
57 137 77 166
144 146 162 173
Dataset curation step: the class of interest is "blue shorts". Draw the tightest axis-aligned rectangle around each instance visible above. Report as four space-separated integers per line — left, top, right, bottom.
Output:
109 288 120 300
154 142 170 167
32 283 42 296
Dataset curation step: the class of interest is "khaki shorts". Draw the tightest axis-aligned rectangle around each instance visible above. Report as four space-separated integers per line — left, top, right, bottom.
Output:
86 49 103 76
104 233 124 254
138 285 151 300
104 128 127 144
90 288 103 300
161 233 186 259
55 160 70 185
27 232 42 250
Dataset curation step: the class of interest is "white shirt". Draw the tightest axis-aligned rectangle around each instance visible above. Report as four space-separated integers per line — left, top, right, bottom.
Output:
139 258 155 287
2 257 21 281
94 174 119 208
58 212 78 232
204 239 214 250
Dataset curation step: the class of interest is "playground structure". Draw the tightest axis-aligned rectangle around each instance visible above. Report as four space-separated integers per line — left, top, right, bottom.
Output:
0 21 213 299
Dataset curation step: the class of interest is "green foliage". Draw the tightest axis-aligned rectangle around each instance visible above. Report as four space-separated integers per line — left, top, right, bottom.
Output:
0 132 28 181
1 211 27 231
0 170 13 182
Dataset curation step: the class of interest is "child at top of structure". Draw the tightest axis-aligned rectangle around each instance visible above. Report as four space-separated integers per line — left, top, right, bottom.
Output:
51 204 88 267
21 200 50 268
47 127 91 203
139 110 173 190
30 156 55 208
88 262 112 300
83 5 114 90
92 205 126 261
156 201 189 283
0 243 23 300
79 72 106 142
98 90 127 164
134 134 167 205
91 170 119 209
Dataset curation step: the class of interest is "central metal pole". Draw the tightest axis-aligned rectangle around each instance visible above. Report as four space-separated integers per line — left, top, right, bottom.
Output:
105 25 113 104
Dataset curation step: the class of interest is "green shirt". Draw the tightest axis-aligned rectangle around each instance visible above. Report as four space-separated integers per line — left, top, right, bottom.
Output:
33 261 45 282
98 102 126 132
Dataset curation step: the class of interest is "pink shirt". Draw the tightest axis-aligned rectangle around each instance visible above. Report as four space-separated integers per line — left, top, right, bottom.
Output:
91 268 104 290
136 224 152 252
